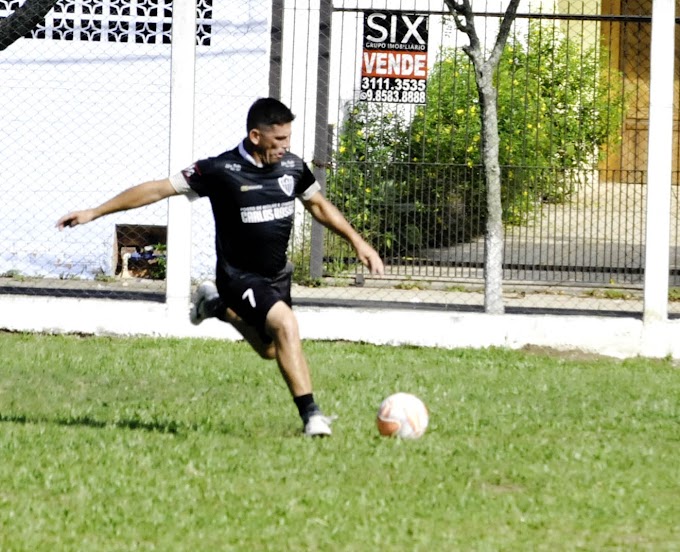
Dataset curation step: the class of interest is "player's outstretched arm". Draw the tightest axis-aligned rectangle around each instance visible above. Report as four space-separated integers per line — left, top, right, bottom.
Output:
302 192 385 276
56 178 178 230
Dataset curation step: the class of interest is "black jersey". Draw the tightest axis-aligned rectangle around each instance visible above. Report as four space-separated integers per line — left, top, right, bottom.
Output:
180 144 318 276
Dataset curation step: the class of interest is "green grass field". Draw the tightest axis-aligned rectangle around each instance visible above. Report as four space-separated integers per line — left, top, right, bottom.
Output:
0 331 678 551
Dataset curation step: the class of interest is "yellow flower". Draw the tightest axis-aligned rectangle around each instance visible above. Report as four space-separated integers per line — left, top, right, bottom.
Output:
456 108 465 115
339 145 347 154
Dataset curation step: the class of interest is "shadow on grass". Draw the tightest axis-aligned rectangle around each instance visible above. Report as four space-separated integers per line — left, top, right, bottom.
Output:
0 412 182 434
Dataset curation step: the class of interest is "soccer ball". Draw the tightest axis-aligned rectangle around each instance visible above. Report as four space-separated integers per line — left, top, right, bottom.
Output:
376 392 429 439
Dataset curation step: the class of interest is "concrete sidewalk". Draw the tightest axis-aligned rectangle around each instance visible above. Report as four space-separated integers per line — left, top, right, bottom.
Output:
423 180 679 286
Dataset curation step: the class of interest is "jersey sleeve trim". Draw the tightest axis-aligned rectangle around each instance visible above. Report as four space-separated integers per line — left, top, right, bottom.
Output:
299 181 321 201
169 172 199 199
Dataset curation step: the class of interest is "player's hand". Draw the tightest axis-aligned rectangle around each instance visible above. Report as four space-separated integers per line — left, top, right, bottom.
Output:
356 241 384 276
56 209 97 230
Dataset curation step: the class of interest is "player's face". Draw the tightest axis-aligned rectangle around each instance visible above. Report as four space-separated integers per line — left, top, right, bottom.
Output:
250 122 292 165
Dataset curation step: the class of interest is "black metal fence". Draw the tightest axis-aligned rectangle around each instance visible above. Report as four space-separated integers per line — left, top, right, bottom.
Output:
1 0 678 316
288 0 679 315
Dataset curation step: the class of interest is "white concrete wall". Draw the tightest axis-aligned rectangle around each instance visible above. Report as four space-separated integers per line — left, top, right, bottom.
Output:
1 294 679 360
0 0 269 282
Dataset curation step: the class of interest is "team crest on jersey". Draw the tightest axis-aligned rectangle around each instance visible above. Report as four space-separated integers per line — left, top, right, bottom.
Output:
278 174 295 196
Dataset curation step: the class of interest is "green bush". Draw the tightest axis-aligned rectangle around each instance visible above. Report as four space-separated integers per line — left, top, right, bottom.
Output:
330 21 625 260
328 104 418 259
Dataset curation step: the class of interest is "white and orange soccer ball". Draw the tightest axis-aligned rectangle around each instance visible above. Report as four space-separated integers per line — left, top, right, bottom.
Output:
376 392 429 439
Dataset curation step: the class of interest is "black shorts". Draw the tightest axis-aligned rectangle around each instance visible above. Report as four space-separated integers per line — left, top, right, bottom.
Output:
215 261 294 343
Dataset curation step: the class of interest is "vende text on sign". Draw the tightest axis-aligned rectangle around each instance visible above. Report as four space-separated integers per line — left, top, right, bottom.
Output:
361 10 429 104
362 51 427 78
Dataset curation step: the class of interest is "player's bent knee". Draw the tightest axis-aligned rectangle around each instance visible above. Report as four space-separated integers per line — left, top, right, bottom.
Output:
225 307 278 360
258 342 277 360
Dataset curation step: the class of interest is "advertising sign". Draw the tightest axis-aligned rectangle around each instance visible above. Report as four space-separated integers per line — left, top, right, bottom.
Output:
360 11 429 104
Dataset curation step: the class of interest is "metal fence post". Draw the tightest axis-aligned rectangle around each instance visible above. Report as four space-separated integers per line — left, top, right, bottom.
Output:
643 0 675 323
269 0 284 99
166 0 196 317
310 0 332 279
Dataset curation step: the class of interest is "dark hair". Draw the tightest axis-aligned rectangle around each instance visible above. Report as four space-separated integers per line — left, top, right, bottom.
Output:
246 98 295 132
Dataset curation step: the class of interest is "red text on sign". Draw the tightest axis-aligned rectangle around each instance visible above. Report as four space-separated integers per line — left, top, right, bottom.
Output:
362 51 428 78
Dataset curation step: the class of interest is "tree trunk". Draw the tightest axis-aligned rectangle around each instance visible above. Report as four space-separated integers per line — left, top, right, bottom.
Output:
444 0 521 314
476 67 505 314
0 0 60 51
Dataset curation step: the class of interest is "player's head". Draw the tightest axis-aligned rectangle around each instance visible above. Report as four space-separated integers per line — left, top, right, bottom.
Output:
246 98 295 166
247 98 295 132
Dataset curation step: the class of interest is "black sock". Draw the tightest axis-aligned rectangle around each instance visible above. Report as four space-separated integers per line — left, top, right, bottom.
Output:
294 394 320 423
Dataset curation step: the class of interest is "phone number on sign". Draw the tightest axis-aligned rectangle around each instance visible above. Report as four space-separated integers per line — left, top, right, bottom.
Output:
360 89 426 104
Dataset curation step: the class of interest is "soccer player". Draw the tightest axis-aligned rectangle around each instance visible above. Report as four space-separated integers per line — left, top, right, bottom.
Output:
56 98 384 437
